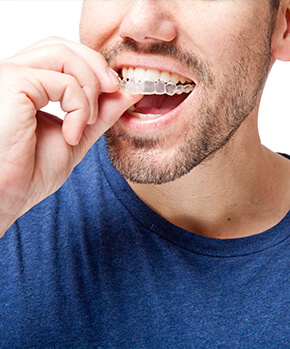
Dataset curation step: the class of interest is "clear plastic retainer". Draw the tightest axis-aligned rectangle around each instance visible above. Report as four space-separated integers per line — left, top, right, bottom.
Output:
119 78 194 96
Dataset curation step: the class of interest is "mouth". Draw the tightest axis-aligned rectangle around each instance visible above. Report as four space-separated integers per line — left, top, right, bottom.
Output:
118 67 196 121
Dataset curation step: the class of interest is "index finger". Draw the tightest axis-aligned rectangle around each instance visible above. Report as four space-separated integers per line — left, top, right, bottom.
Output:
14 36 119 93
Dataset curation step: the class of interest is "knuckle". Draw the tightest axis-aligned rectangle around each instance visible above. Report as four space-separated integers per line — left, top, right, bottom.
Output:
43 36 64 45
45 43 72 58
66 73 78 86
0 62 20 83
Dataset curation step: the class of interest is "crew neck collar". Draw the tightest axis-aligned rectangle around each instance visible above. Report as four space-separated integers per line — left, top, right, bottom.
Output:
96 137 290 258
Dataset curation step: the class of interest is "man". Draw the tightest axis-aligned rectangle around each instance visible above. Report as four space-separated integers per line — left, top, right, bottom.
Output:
0 0 289 347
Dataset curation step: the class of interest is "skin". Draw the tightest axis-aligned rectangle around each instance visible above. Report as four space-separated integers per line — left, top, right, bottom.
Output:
0 40 142 236
0 1 288 239
80 0 290 238
100 4 274 184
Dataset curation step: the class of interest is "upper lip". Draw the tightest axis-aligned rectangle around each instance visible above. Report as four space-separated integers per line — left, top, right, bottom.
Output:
111 54 198 84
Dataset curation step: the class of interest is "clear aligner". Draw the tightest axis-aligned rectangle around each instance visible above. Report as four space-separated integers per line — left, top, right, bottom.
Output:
119 78 194 95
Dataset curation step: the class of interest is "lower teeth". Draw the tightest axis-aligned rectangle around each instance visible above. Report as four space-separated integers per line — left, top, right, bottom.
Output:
126 105 160 119
130 112 161 120
119 78 194 96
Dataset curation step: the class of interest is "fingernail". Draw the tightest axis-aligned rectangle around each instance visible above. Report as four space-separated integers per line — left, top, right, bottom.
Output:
107 68 120 86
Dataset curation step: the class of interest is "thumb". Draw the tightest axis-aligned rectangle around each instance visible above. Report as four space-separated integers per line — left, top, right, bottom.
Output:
73 91 142 162
94 91 142 137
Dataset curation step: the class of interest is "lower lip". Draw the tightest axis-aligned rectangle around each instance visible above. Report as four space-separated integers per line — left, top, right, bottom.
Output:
119 91 193 132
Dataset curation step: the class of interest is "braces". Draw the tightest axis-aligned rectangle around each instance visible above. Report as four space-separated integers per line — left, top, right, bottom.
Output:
119 77 195 96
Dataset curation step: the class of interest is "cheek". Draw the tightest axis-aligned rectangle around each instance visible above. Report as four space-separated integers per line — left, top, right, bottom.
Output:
80 1 126 51
178 2 268 78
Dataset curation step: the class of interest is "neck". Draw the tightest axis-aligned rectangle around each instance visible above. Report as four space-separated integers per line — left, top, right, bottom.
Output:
128 113 290 239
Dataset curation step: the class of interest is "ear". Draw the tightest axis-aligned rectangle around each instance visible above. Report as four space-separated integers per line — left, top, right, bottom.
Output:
272 1 290 61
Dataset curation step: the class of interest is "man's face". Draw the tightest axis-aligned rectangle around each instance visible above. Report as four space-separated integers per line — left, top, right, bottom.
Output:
80 0 275 184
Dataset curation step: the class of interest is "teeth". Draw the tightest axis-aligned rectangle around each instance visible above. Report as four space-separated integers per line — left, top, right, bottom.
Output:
146 69 160 82
121 67 192 85
119 77 194 95
131 112 161 120
127 105 161 119
119 67 195 96
127 67 134 79
122 67 128 80
170 74 180 84
160 71 170 83
123 68 195 119
179 76 187 84
134 68 146 81
120 67 195 96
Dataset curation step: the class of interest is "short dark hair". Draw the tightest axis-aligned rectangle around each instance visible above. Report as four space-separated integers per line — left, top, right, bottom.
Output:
268 0 281 36
271 0 281 15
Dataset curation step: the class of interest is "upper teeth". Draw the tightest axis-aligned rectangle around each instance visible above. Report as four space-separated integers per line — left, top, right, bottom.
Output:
119 67 195 96
121 67 192 84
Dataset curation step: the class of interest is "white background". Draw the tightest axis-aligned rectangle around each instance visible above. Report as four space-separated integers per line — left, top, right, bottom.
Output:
0 0 289 154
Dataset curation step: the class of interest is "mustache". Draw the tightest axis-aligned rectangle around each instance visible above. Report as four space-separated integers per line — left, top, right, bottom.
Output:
100 38 214 85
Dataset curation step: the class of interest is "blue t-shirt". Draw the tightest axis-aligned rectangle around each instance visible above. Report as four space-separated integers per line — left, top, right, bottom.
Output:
0 137 289 348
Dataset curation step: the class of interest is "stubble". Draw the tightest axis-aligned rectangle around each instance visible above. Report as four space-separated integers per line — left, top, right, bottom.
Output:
103 11 275 184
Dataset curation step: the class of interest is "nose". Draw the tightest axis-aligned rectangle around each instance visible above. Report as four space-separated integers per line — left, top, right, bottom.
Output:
119 0 177 44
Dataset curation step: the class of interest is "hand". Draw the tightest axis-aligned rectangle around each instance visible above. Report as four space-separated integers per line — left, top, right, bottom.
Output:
0 37 141 236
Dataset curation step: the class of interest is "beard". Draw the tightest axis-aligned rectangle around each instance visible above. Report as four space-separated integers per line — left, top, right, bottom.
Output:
102 23 274 185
